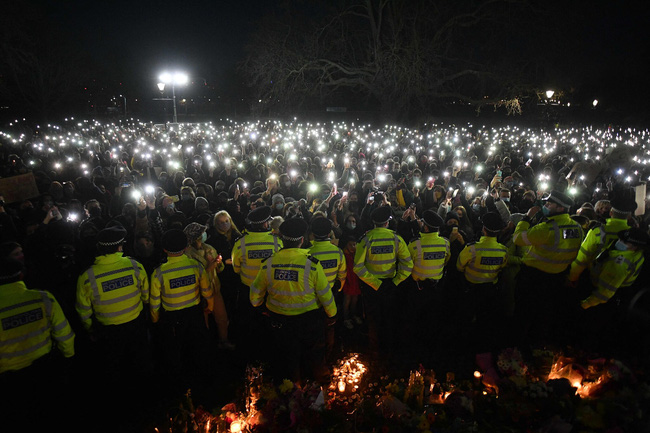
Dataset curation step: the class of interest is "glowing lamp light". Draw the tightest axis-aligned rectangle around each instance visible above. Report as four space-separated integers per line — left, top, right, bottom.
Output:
546 90 555 99
230 420 242 433
132 190 142 201
592 99 599 108
474 371 482 379
309 183 318 192
145 185 155 195
568 187 577 195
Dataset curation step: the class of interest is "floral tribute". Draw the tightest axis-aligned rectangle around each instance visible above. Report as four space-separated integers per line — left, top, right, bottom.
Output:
157 349 650 433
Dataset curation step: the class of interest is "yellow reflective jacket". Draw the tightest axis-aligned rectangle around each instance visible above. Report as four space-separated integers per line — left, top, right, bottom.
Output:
568 218 630 282
581 248 645 309
231 231 283 286
408 232 450 281
150 255 212 322
76 253 149 330
250 248 337 317
1 281 75 373
457 236 509 284
513 213 583 274
308 240 347 289
353 227 413 290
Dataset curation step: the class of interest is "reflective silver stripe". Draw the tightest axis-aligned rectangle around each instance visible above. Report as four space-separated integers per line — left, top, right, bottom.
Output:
467 263 499 274
579 246 595 256
268 297 318 310
416 240 422 261
241 264 259 270
156 268 164 286
86 268 100 300
528 250 573 264
574 259 587 266
516 231 531 245
0 325 49 346
55 330 74 342
466 274 495 283
0 338 50 359
368 237 396 243
93 288 141 306
596 279 618 292
420 244 446 248
128 259 140 281
161 265 197 274
164 287 198 298
321 289 335 307
592 290 611 301
163 296 200 310
367 258 396 265
303 260 311 295
150 295 161 301
266 256 273 287
412 270 441 279
245 242 277 246
372 268 396 276
270 288 312 296
52 320 69 332
94 267 134 280
95 300 141 318
311 251 331 256
76 304 92 311
39 292 52 327
0 299 41 314
540 244 578 253
415 263 445 270
475 248 507 253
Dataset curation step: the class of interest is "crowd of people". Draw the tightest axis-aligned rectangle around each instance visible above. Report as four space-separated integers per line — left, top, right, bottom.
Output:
1 118 650 431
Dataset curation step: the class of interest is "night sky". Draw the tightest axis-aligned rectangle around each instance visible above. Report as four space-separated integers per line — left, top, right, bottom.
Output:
5 0 650 119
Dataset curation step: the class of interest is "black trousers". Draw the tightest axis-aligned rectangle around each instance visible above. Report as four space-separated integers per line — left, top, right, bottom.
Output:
401 276 444 365
267 309 328 385
360 280 398 365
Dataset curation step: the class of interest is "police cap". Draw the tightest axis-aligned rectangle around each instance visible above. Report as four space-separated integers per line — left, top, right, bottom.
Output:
310 216 332 237
279 217 308 241
96 225 127 247
371 206 393 224
162 229 188 254
422 210 444 228
619 227 649 247
543 190 573 210
247 205 273 224
0 258 23 281
481 212 505 232
610 189 637 213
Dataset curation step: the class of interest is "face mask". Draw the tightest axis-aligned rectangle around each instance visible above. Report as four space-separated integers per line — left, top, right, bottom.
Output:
218 221 231 231
542 205 551 216
201 232 208 243
472 204 481 212
276 203 284 210
347 222 357 230
501 197 510 203
181 194 191 201
284 182 291 188
614 240 628 251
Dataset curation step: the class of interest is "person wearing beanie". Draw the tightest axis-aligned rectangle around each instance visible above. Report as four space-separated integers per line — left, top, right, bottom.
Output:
353 204 413 365
567 188 637 286
456 212 509 351
250 217 337 384
512 189 583 346
230 205 283 351
150 229 214 391
183 223 234 351
0 258 76 428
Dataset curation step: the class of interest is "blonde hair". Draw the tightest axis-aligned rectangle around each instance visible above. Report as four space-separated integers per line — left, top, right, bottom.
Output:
214 210 240 238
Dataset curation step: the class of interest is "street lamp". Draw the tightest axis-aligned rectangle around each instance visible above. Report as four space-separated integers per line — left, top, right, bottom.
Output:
158 72 189 123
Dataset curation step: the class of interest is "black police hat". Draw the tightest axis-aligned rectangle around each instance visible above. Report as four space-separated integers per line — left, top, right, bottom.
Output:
611 189 637 213
96 225 127 247
422 210 444 228
371 206 393 224
310 216 332 237
247 205 273 224
0 258 23 281
279 218 308 241
619 227 649 247
543 190 573 209
481 212 505 232
162 229 188 254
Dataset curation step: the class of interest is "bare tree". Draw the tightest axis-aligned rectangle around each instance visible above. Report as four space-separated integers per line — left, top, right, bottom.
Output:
241 0 529 119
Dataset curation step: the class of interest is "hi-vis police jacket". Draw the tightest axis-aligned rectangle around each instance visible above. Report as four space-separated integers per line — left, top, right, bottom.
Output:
232 231 283 286
408 232 450 281
150 255 212 322
308 240 346 289
457 236 508 284
353 227 413 290
513 213 583 274
581 248 645 309
1 281 75 373
250 248 337 317
568 218 630 282
76 253 149 330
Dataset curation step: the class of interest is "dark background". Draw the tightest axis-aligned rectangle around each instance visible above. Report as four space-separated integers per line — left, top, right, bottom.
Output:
1 0 649 125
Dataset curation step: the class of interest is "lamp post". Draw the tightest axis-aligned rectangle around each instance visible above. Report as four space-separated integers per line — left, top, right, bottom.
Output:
158 72 188 124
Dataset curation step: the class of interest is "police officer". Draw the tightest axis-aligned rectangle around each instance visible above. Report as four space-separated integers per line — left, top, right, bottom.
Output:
405 210 450 363
567 190 637 288
250 218 337 385
354 205 413 366
231 205 283 346
577 228 648 353
0 258 76 428
150 229 213 393
76 224 150 380
456 212 509 351
512 190 583 345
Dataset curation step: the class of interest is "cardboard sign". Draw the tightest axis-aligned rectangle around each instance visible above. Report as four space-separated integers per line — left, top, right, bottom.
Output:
0 173 40 204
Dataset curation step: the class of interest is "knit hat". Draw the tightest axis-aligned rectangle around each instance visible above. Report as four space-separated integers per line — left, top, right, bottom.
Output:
162 229 188 254
311 217 332 238
279 218 308 241
183 222 207 244
96 226 127 247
